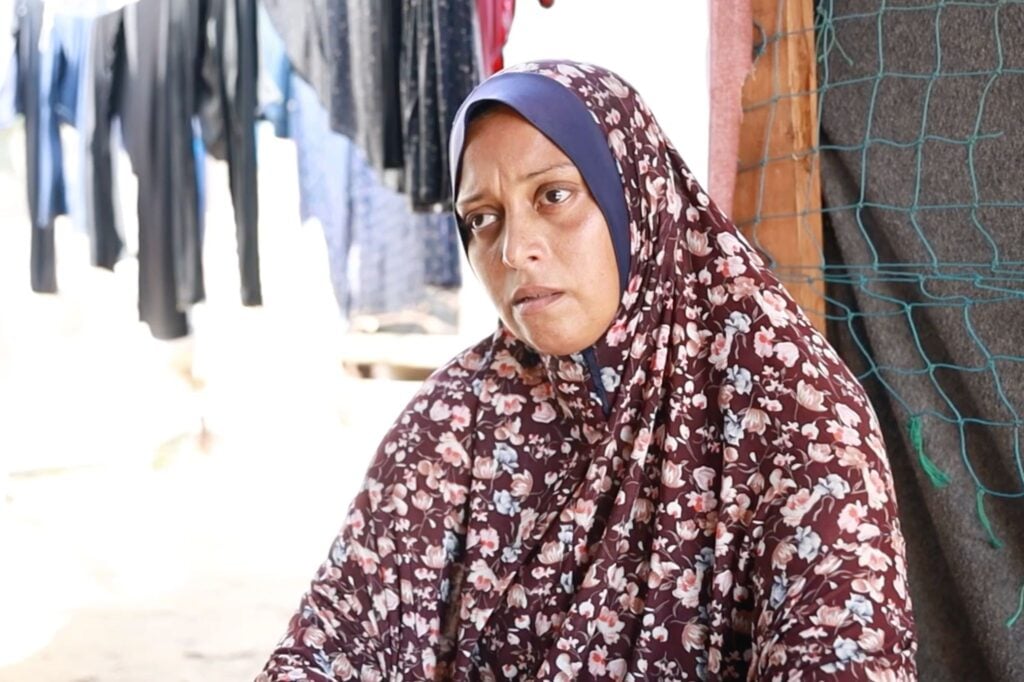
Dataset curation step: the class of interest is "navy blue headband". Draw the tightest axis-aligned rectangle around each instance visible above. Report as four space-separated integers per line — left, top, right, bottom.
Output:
448 72 631 293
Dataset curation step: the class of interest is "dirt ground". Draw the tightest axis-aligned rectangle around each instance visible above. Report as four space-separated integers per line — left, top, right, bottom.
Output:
0 378 418 682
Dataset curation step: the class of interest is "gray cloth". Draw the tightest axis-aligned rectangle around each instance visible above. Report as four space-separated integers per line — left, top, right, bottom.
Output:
259 0 331 102
86 0 262 339
82 9 124 270
119 0 205 339
333 0 404 177
262 0 479 209
398 0 478 209
13 0 57 293
817 1 1024 679
199 0 262 307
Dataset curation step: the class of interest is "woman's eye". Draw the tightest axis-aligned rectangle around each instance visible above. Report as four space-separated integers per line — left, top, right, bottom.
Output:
542 188 572 205
467 213 499 232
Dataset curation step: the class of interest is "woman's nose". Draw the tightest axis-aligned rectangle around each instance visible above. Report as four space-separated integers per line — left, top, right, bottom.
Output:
501 211 546 269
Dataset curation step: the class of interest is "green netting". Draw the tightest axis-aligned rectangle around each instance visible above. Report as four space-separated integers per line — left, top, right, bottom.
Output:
738 0 1024 626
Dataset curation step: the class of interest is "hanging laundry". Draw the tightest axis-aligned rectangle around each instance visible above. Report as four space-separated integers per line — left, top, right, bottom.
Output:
48 12 94 238
287 71 461 328
256 2 291 139
259 0 330 106
199 0 262 308
287 73 355 315
11 1 127 292
475 0 515 77
12 1 150 275
346 147 461 320
333 0 404 188
399 0 479 210
80 7 122 270
262 0 482 211
117 1 206 338
84 0 261 340
13 0 58 293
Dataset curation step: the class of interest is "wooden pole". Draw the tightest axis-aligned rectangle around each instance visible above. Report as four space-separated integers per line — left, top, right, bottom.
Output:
732 0 826 334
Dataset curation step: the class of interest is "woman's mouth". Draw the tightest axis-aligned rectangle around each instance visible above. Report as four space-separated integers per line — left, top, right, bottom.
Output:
512 287 564 314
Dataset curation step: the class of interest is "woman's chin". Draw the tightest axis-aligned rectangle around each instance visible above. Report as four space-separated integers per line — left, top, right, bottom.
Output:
503 313 607 357
520 331 594 357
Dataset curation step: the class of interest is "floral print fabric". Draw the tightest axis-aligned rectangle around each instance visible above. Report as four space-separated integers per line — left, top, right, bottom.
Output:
258 60 917 681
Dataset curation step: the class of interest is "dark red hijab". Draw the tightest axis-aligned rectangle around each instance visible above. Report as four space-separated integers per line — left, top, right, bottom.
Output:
259 60 917 681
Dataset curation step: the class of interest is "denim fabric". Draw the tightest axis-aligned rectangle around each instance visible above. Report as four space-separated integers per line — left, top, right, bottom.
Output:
288 73 460 319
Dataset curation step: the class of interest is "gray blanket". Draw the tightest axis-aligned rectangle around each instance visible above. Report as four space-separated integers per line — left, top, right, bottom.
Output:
816 1 1024 679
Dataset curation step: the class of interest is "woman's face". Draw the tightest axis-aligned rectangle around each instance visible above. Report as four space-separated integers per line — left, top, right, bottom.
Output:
457 107 621 357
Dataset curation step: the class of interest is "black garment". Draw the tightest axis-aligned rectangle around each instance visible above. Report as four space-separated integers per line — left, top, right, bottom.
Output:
82 9 123 270
263 0 479 210
268 0 405 185
338 0 404 183
200 0 262 306
85 0 262 339
117 0 203 339
399 0 478 210
818 2 1024 680
14 0 57 293
322 0 353 139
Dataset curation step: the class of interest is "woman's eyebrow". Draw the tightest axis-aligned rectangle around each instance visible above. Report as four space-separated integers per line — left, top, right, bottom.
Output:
455 191 485 212
457 162 576 211
520 161 576 182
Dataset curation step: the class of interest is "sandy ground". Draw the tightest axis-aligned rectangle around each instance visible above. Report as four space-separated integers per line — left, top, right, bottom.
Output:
0 126 457 681
0 379 418 682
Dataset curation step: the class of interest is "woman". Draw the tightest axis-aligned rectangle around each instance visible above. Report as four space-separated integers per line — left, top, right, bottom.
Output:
258 60 917 681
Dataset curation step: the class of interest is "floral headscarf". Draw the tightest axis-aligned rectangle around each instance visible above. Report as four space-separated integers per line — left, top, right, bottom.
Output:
258 60 917 681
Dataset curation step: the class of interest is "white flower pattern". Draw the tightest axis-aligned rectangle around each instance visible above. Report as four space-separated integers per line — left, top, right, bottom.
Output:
258 60 917 681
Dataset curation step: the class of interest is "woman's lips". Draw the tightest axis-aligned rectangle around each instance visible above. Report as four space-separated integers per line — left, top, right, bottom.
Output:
512 287 564 314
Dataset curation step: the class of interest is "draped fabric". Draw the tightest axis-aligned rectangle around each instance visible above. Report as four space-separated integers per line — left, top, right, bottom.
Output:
474 0 516 77
258 61 916 681
262 0 479 210
287 73 461 321
259 0 331 103
398 0 478 210
707 0 750 217
816 4 1024 679
84 0 262 339
13 0 58 293
117 0 205 339
12 6 131 276
82 8 124 270
199 0 262 307
335 0 403 182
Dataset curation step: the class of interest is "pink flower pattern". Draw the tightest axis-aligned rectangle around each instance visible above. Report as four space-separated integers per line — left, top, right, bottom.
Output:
258 61 917 681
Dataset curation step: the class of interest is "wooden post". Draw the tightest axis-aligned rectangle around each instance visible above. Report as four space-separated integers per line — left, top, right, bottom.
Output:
732 0 826 334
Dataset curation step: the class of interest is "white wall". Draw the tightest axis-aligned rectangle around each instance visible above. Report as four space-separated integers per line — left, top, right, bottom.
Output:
502 0 710 188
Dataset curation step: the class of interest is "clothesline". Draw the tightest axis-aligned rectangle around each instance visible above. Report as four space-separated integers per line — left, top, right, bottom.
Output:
4 0 506 341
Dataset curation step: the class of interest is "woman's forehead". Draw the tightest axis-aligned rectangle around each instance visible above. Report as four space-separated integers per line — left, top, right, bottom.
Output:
462 109 573 172
457 118 580 212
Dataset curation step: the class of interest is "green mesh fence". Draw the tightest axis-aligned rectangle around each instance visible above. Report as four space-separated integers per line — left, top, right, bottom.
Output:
739 0 1024 627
